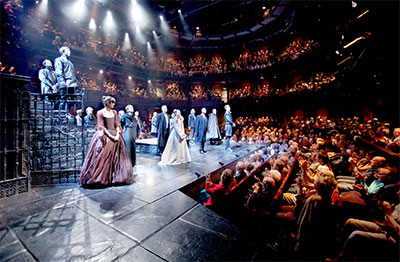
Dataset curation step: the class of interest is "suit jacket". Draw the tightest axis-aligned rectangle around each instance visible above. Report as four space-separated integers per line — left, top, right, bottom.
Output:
188 114 196 129
195 114 208 142
54 55 78 88
156 113 170 149
38 67 58 94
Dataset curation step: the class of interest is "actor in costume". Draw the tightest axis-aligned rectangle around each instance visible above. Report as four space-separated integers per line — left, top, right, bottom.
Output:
79 96 132 186
120 104 137 167
54 46 78 110
151 112 158 137
156 105 170 155
84 107 96 129
134 110 142 138
38 59 58 97
195 108 208 154
224 104 235 151
188 108 196 142
159 109 191 165
206 108 221 145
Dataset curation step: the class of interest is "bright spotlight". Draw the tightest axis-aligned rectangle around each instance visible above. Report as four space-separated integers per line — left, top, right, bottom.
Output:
131 1 149 29
178 9 181 13
123 32 131 51
128 76 132 80
160 15 164 20
89 18 96 31
132 0 136 4
148 80 151 84
99 70 104 74
104 10 116 34
71 0 86 20
152 30 156 34
37 0 49 14
351 1 357 8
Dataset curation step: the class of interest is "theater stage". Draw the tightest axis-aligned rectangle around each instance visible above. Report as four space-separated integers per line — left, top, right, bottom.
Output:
0 141 263 261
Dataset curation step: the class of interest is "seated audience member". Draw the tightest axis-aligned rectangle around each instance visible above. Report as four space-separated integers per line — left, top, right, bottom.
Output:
234 161 247 183
245 177 275 212
204 169 237 207
341 199 400 261
295 175 339 260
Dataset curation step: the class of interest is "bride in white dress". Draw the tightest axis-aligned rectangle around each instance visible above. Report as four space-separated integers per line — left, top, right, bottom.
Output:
158 109 192 165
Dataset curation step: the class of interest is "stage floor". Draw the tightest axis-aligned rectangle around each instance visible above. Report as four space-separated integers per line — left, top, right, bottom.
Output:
0 141 263 261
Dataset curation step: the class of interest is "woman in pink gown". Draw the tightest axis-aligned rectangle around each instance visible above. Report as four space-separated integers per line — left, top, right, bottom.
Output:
79 96 133 186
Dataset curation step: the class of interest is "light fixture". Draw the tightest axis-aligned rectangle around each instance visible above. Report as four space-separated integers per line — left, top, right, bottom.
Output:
148 80 151 83
99 70 104 74
128 76 132 80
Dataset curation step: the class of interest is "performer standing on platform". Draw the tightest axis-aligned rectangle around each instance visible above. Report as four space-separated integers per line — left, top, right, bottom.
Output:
54 46 78 111
151 112 158 137
158 109 191 165
79 96 132 186
195 108 208 154
38 59 58 98
120 104 137 168
206 108 221 145
188 109 196 142
156 105 170 155
224 104 235 151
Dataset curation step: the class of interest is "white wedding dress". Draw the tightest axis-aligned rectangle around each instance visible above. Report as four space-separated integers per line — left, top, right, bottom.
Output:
158 117 192 165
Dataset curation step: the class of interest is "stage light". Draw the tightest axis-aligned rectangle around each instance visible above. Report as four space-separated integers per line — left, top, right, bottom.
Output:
123 32 131 51
160 15 164 20
343 36 365 48
36 1 39 4
262 6 266 10
196 27 200 30
357 10 369 19
99 70 104 74
37 0 49 14
71 0 86 19
130 0 149 30
148 80 151 84
351 1 357 8
128 76 132 80
104 10 116 34
89 18 96 31
178 9 181 13
335 50 340 55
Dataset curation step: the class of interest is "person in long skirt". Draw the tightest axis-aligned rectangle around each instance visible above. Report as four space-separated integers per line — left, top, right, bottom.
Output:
79 96 132 186
206 108 221 145
158 109 191 165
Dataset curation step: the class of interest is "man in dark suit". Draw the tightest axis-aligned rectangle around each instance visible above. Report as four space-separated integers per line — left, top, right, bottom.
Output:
195 108 208 154
156 105 170 155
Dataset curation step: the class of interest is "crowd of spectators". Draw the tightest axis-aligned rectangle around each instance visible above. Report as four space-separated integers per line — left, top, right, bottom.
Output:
165 82 187 100
203 114 399 260
231 48 274 72
276 38 316 63
189 85 207 100
188 55 228 76
288 72 336 93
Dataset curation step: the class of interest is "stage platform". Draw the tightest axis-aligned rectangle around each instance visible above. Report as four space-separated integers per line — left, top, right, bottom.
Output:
0 141 264 261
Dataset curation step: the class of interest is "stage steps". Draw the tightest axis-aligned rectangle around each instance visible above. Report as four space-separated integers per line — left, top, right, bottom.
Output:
29 96 92 184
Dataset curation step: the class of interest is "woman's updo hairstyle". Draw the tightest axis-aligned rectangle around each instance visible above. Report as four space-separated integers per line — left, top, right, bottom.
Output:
102 95 116 106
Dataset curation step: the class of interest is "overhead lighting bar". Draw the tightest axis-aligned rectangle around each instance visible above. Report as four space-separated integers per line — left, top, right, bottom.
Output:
337 56 353 66
357 10 369 19
343 37 365 48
